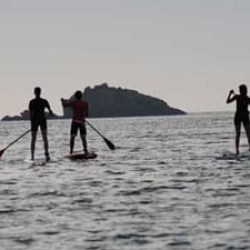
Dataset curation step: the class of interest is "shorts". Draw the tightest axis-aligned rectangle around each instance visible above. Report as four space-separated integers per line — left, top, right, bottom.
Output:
70 121 86 137
234 113 250 127
31 118 47 132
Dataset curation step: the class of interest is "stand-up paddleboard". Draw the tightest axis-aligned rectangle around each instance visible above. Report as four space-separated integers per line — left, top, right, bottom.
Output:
216 150 250 160
66 152 97 160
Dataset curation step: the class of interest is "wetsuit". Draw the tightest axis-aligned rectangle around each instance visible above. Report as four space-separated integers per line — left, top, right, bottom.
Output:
29 98 51 131
234 95 250 126
69 100 88 137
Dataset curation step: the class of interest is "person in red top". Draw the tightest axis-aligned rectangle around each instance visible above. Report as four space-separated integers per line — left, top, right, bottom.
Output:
61 90 89 154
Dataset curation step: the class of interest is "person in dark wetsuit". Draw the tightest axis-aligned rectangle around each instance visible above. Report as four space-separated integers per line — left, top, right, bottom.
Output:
226 84 250 155
29 87 54 161
61 90 89 154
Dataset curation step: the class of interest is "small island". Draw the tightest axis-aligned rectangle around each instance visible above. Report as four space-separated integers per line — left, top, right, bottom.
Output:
2 110 30 121
1 83 185 121
1 110 62 121
63 83 185 118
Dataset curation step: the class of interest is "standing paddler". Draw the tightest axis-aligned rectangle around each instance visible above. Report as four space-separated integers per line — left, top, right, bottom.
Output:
61 90 89 155
29 87 54 161
226 84 250 155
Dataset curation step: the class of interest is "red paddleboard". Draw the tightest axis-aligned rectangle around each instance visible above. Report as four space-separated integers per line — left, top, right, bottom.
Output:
66 152 97 160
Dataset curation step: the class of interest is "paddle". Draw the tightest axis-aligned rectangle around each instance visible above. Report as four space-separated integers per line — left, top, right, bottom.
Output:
86 120 115 150
0 129 31 158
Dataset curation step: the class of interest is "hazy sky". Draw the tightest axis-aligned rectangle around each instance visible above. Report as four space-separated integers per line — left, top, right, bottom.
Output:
1 0 250 117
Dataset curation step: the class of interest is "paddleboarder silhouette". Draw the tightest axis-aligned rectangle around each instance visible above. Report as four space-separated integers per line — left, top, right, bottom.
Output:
226 84 250 155
61 90 89 154
29 87 54 161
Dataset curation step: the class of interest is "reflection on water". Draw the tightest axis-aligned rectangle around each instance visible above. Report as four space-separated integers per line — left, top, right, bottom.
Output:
0 113 250 250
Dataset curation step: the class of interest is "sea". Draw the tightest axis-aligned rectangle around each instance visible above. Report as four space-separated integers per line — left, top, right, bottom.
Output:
0 112 250 250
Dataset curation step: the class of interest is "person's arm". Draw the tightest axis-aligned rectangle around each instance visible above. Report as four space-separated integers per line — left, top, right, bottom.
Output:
226 90 236 104
46 100 55 116
61 98 72 107
29 101 34 120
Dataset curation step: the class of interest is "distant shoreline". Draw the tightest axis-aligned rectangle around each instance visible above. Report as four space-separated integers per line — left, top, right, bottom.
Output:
1 113 187 122
1 83 186 121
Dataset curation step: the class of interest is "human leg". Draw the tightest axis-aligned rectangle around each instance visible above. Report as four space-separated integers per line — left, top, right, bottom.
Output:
81 135 88 153
40 119 50 161
41 129 50 161
70 121 78 154
30 120 39 160
31 130 37 160
79 123 88 153
243 120 250 150
235 122 241 155
70 136 76 154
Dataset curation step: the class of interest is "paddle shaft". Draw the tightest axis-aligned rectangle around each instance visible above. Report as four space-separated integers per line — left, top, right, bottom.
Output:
3 129 31 151
85 120 115 150
85 120 106 139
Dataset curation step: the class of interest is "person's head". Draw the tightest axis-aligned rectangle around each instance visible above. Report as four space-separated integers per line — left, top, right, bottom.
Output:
34 87 41 97
239 84 247 96
74 90 82 100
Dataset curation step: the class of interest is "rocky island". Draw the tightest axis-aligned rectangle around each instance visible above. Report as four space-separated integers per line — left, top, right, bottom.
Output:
63 83 185 118
1 83 185 121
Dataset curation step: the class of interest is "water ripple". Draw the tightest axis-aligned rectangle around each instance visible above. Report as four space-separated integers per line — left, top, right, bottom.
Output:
0 114 249 250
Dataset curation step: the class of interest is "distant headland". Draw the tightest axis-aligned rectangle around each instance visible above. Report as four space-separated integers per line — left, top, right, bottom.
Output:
1 83 185 121
1 110 62 121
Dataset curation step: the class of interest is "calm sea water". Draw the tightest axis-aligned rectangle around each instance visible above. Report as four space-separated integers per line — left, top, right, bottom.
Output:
0 112 250 250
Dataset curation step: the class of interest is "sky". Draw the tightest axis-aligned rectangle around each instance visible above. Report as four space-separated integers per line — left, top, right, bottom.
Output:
1 0 250 118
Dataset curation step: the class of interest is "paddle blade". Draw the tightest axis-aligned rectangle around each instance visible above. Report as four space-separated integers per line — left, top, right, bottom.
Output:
0 149 5 158
104 137 115 150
